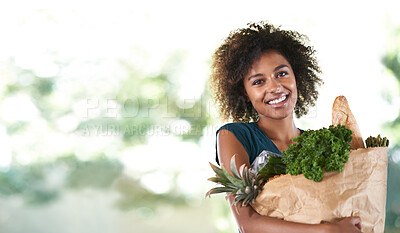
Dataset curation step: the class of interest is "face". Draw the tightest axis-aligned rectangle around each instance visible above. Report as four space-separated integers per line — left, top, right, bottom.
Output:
243 50 297 120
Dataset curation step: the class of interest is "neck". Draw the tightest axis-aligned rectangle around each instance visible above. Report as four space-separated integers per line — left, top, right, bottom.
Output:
256 114 299 143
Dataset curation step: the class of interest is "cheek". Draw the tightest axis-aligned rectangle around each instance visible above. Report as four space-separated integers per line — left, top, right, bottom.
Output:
292 83 298 102
249 91 264 103
287 79 298 100
243 86 259 101
292 83 298 97
290 78 297 94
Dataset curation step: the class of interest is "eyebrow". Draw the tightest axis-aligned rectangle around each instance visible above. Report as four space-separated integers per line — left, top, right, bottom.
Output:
247 64 289 81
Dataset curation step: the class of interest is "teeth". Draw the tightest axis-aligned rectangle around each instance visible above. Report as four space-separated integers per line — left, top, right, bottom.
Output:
268 95 287 105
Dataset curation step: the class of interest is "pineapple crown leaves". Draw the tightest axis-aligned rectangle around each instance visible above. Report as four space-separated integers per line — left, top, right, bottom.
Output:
206 155 244 197
206 155 263 208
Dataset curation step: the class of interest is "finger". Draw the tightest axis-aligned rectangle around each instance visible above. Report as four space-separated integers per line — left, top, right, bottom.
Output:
355 222 362 231
355 220 362 231
350 216 361 224
350 217 362 230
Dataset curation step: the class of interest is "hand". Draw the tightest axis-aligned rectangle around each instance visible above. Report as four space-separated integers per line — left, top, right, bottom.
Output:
331 217 362 233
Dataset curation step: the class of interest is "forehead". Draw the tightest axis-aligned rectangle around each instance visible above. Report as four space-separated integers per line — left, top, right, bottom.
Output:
251 50 291 71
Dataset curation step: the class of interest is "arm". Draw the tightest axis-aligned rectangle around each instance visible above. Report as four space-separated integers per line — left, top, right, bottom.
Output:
217 129 362 233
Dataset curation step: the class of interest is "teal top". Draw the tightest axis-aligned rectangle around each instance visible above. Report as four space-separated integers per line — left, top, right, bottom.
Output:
216 122 303 233
215 122 283 165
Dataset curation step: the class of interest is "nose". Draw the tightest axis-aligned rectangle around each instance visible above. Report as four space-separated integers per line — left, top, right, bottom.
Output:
265 77 283 93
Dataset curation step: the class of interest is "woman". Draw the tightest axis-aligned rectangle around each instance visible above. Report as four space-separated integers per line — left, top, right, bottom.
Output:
209 21 362 233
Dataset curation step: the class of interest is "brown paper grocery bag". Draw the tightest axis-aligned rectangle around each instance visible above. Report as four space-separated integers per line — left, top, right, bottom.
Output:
252 147 388 233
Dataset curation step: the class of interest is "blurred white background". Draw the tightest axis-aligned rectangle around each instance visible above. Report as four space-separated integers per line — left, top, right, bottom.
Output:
0 0 399 232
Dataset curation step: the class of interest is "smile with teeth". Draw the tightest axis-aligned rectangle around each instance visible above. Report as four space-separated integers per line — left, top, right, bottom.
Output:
267 95 287 105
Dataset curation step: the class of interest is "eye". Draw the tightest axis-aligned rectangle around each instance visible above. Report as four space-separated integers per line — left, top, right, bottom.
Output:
252 79 264 85
277 71 288 78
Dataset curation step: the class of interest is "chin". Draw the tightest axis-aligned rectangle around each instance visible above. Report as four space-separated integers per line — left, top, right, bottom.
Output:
268 107 295 120
258 112 292 121
272 113 293 120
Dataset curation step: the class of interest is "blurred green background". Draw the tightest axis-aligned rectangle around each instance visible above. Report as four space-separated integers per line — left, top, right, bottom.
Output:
0 1 399 232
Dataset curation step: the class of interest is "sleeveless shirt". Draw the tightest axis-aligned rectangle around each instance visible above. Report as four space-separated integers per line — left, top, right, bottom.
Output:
215 122 284 165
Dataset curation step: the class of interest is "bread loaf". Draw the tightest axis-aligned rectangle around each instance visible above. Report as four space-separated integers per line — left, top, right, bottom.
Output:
332 96 365 149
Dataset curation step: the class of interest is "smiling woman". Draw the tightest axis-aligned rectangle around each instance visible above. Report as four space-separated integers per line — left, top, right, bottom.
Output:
243 51 298 122
210 22 323 124
210 21 363 233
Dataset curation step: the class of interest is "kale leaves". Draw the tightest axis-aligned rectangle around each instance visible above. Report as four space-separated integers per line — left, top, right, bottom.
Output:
282 125 352 182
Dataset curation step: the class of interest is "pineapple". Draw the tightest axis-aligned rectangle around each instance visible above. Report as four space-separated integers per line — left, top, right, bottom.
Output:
206 155 264 207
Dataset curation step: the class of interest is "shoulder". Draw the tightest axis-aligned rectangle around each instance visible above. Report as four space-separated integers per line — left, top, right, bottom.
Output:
216 122 260 146
216 123 252 167
216 123 256 152
217 122 255 134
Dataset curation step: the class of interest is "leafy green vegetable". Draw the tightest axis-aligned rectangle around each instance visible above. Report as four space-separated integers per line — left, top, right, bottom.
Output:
257 155 286 182
281 125 352 182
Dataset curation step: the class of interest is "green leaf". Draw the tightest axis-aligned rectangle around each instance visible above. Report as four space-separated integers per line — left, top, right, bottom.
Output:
206 187 236 197
242 192 255 206
221 166 243 187
230 155 241 180
282 125 352 182
258 156 286 181
209 162 228 181
243 167 251 186
207 177 229 184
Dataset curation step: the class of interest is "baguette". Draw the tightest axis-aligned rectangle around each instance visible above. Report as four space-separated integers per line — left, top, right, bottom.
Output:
332 96 365 149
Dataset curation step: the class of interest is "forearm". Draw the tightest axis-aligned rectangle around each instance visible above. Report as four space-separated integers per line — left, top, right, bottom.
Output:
228 195 335 233
239 213 333 233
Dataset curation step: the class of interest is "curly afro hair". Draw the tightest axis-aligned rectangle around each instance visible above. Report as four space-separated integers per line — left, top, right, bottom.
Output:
210 21 323 122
